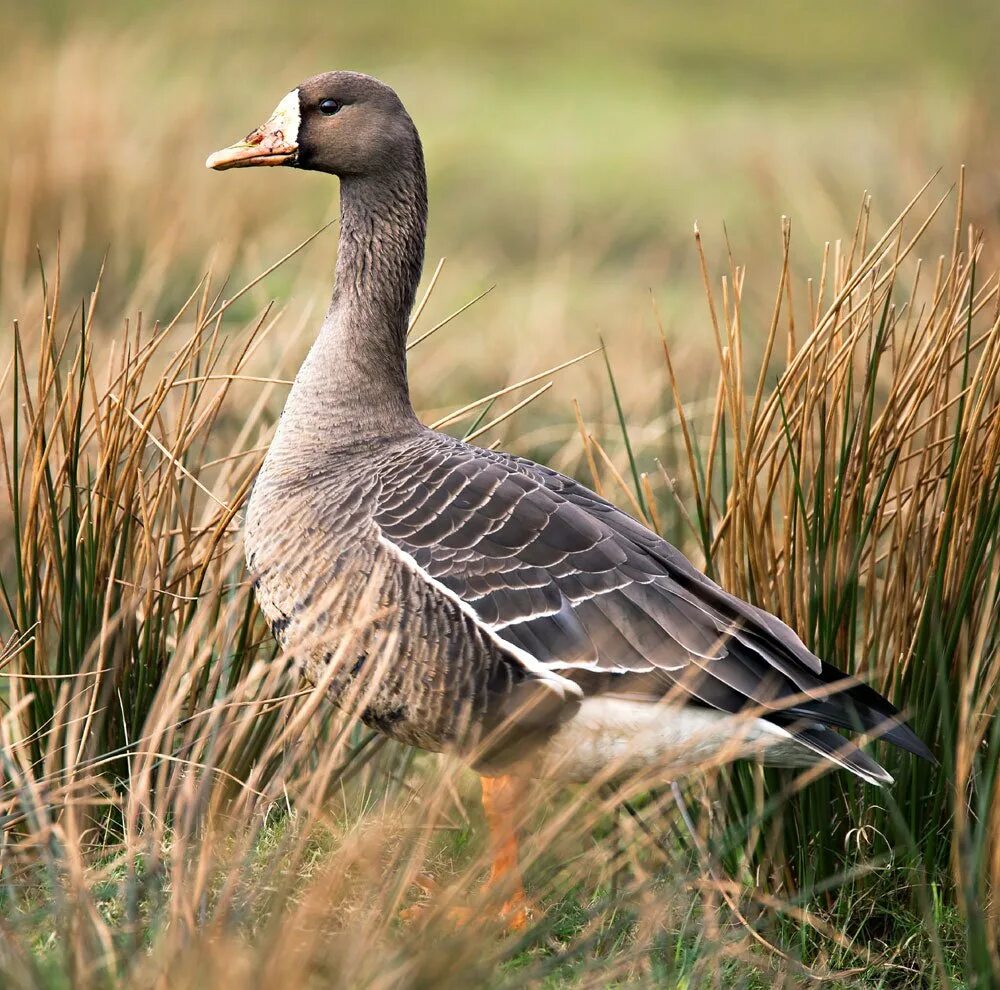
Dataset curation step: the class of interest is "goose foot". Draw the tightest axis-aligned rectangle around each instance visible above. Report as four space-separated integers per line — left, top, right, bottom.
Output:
399 874 532 931
401 774 533 932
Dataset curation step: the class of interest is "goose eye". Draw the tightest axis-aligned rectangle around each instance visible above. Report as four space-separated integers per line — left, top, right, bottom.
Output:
318 99 342 116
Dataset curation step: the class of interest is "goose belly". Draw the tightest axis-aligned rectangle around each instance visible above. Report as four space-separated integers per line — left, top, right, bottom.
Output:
507 697 812 783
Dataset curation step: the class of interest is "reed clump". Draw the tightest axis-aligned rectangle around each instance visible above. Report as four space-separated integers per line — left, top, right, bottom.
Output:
0 173 998 987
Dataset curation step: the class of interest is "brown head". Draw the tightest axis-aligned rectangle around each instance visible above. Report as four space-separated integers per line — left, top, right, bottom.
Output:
207 71 429 433
206 71 420 179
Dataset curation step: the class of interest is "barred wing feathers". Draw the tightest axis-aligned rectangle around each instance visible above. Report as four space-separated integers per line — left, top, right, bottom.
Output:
373 434 932 779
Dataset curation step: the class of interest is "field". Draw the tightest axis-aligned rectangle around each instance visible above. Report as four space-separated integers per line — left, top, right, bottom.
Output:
3 2 1000 986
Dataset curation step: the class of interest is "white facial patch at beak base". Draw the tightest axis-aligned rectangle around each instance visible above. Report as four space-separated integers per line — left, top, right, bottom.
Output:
262 88 301 148
206 88 301 170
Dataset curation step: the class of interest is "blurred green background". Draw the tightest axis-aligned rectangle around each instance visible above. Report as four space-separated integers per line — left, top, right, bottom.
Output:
3 0 999 443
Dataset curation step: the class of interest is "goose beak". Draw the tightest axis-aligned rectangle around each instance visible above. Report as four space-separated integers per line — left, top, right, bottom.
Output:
206 89 300 171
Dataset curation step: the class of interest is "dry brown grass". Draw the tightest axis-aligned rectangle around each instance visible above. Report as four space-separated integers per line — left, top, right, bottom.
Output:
0 164 998 986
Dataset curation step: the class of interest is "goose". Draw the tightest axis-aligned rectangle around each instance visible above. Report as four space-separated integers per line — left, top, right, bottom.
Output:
207 71 932 929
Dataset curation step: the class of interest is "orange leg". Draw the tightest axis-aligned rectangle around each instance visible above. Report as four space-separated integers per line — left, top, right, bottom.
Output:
400 775 532 932
480 774 530 931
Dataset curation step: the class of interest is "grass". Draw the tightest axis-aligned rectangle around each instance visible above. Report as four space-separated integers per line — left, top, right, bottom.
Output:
1 169 999 987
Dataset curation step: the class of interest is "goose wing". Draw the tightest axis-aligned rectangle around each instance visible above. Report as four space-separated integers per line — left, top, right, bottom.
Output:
373 433 931 764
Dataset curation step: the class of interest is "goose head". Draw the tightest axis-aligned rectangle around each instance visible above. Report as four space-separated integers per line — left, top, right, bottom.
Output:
206 71 418 178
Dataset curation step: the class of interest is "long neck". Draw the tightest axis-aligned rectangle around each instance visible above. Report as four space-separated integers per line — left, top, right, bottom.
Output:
277 140 428 449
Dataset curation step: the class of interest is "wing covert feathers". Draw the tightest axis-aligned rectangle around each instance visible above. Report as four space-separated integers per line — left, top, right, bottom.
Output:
373 432 930 780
